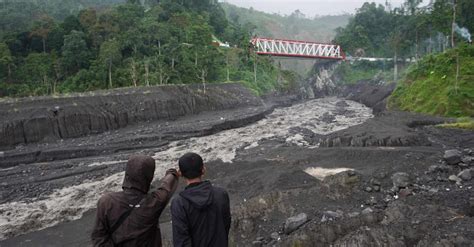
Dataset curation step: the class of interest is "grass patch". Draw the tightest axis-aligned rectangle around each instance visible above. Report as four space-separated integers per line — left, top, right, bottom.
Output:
437 117 474 130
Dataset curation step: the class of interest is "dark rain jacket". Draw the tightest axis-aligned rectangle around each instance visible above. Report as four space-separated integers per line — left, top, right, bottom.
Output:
171 181 231 247
91 155 178 247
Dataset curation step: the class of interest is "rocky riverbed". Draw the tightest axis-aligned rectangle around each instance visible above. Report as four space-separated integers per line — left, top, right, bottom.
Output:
0 84 473 246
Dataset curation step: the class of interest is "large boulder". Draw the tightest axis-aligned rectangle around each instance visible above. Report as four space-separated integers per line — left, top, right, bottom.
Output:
391 172 410 189
458 169 472 181
443 149 462 165
284 213 308 234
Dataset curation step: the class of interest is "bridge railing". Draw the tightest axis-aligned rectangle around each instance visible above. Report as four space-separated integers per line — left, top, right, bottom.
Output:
250 37 346 60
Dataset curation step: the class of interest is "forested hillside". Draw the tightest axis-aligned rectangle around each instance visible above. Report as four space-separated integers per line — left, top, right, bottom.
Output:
0 0 297 97
335 0 474 58
333 0 474 118
0 0 125 36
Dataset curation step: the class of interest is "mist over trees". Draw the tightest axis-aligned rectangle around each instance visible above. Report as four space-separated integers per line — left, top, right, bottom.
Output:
0 0 296 97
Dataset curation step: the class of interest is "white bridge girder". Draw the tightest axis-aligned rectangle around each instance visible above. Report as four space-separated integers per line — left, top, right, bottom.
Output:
250 37 345 60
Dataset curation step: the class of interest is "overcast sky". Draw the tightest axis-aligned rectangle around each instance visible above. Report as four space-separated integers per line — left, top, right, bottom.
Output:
222 0 409 17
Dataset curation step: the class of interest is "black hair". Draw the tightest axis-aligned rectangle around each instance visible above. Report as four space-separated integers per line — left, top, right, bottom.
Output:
178 152 204 179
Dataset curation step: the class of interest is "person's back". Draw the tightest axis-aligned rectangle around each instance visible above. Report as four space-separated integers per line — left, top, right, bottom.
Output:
91 155 178 247
171 153 231 247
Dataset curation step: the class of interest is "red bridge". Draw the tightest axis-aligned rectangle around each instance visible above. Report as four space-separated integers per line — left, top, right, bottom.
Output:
250 37 345 60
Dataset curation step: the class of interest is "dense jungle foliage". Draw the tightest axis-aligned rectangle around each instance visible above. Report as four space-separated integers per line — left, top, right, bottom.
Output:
0 0 298 97
333 0 473 117
334 0 474 58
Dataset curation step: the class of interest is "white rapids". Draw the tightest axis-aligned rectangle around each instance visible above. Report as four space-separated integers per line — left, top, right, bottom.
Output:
0 97 373 240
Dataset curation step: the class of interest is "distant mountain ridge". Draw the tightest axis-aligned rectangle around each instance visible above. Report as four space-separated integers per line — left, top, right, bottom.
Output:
221 3 351 43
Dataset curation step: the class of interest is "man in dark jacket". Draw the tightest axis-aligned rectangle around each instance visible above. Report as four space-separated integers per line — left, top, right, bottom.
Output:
91 155 179 247
171 152 231 247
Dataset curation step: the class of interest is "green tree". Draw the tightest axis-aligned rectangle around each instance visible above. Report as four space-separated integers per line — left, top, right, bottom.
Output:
114 3 145 31
62 31 90 75
99 39 122 88
403 0 423 15
20 53 53 92
0 42 14 82
209 4 228 35
458 0 474 32
431 0 452 35
47 26 66 53
78 8 97 32
355 3 393 56
90 10 120 49
30 15 55 53
61 15 84 35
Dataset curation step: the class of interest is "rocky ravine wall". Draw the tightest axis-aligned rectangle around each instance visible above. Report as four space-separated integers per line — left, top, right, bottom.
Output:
302 61 396 114
0 83 263 149
301 60 340 99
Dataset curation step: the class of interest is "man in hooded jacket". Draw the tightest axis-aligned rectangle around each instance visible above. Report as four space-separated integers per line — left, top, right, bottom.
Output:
171 152 231 247
91 155 178 247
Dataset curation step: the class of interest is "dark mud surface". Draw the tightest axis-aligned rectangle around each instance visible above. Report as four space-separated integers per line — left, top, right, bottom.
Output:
0 86 473 246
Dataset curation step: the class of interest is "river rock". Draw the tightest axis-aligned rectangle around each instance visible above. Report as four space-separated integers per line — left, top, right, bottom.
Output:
457 170 472 181
443 149 462 165
459 162 469 168
336 101 350 107
361 207 377 224
370 178 382 186
448 175 462 183
373 185 381 192
391 172 410 189
362 207 374 214
347 212 360 218
399 188 412 198
239 219 255 232
321 210 343 222
348 170 356 177
252 240 263 247
469 198 474 217
284 213 308 234
428 164 451 173
461 156 473 166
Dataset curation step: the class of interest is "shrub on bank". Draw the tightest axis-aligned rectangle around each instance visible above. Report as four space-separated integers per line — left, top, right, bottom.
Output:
389 44 474 117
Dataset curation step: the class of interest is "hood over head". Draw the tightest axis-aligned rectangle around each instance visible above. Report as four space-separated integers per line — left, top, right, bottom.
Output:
179 181 213 209
122 155 156 193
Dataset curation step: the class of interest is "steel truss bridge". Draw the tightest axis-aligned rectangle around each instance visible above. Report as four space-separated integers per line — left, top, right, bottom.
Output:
250 37 345 60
